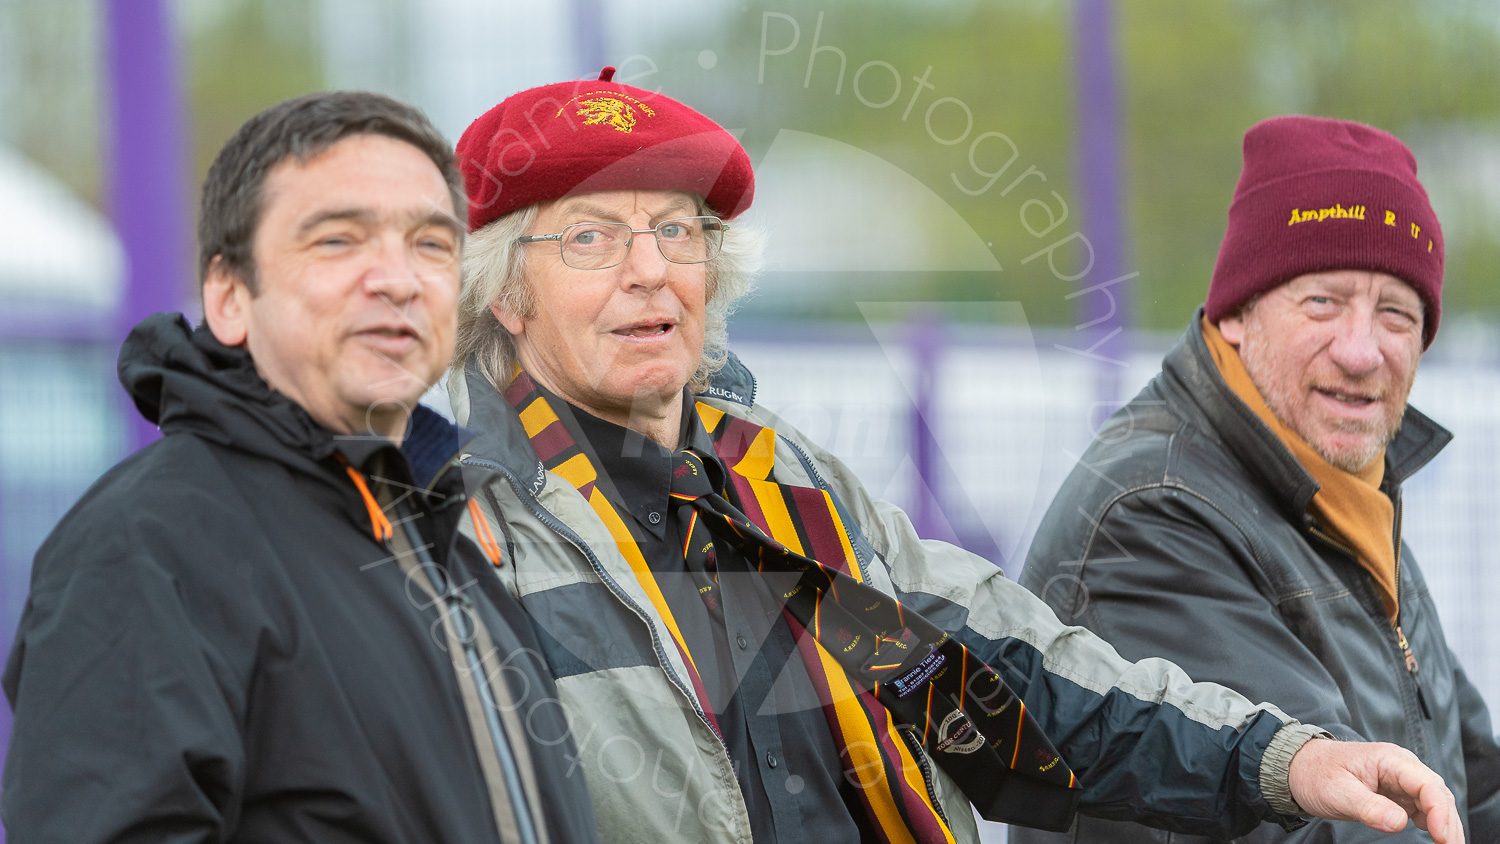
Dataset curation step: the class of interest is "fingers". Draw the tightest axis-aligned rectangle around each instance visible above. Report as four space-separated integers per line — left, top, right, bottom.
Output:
1287 738 1464 843
1353 791 1407 834
1378 746 1463 844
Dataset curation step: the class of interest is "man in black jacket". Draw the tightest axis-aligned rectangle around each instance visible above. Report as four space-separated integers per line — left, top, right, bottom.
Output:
2 92 597 843
1020 116 1500 842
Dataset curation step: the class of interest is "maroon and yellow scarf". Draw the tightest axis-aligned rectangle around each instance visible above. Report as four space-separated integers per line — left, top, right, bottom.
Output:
506 372 956 843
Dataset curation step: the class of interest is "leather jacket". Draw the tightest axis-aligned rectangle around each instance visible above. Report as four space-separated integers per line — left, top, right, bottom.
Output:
1017 310 1500 842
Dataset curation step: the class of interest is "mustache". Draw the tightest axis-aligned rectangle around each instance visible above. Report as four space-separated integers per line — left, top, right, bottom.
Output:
1304 363 1399 401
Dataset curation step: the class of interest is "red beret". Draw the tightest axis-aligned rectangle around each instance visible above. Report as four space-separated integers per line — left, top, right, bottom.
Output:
457 67 756 232
1208 115 1444 348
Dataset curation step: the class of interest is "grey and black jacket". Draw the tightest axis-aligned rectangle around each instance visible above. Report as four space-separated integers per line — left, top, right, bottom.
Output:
1018 310 1500 843
452 353 1334 844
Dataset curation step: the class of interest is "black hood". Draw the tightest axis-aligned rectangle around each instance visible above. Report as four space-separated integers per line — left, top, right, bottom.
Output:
118 313 338 468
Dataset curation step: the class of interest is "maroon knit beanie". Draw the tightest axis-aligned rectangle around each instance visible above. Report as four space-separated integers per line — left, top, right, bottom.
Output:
1207 115 1443 348
457 67 755 233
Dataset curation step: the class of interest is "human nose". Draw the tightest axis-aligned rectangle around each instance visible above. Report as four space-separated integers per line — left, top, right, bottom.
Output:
365 235 423 305
1326 313 1383 377
615 228 670 293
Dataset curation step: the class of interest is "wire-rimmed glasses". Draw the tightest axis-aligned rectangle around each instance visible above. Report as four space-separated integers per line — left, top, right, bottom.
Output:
516 216 728 270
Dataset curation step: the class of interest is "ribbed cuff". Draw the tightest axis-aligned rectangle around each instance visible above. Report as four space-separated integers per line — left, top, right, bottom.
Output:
1260 723 1337 817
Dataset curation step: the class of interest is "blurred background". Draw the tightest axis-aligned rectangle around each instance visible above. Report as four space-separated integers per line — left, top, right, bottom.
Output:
2 0 1499 839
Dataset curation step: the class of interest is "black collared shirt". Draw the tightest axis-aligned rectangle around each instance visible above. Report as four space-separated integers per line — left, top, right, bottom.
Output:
545 389 876 843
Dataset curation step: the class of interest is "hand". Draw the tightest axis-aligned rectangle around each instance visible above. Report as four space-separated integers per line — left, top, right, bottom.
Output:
1288 737 1463 843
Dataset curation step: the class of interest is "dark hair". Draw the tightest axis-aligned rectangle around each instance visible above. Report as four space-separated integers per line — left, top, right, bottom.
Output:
197 90 466 292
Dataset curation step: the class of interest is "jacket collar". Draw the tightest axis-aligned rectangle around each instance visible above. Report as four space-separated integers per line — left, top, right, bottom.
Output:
699 351 757 408
119 314 473 530
120 313 419 477
1159 307 1451 515
452 351 758 496
120 313 335 466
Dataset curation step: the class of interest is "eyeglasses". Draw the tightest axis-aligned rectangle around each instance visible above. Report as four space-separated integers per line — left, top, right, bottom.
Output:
516 216 728 270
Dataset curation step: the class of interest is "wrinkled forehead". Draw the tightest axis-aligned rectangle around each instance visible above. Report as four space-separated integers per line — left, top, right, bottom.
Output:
1278 270 1425 314
536 189 701 228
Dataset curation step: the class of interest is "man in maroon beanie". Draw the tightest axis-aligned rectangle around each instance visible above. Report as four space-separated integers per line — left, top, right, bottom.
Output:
1022 114 1500 843
449 78 1471 843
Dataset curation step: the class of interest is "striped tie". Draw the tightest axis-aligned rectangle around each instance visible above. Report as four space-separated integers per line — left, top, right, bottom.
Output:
669 449 1080 829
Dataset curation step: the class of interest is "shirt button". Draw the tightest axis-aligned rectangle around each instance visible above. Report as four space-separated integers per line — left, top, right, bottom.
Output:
737 635 748 650
766 751 778 769
648 511 662 525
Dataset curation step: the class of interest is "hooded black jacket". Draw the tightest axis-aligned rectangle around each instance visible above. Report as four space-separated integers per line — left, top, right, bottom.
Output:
1016 312 1500 843
2 314 598 843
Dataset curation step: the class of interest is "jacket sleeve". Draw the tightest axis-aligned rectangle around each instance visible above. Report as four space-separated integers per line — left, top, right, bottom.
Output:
2 546 244 842
1020 483 1447 842
773 423 1322 839
1455 660 1500 836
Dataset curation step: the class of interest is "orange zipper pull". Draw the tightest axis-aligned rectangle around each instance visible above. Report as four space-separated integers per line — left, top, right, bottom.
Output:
336 454 393 542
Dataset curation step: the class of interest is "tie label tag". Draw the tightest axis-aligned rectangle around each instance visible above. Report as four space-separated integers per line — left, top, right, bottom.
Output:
891 648 946 698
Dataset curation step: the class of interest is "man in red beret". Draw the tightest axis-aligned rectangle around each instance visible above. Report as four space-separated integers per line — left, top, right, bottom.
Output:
1021 115 1500 843
450 77 1468 843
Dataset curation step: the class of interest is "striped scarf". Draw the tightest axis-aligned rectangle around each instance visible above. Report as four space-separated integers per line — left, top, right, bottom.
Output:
507 373 1075 841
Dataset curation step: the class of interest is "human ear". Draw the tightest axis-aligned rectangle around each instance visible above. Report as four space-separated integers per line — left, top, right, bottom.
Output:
202 255 251 347
1217 313 1246 346
491 300 525 336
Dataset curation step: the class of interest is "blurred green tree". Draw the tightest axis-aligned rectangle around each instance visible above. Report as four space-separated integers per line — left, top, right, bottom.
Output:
662 0 1500 328
183 0 324 195
0 0 104 203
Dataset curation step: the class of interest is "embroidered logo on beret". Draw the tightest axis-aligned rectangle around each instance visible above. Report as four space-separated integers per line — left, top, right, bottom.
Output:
559 90 658 134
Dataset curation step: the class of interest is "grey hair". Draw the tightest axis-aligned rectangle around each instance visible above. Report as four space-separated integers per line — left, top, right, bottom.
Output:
453 201 763 394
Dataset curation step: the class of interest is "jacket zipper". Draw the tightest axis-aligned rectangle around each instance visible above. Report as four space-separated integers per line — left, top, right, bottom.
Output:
898 727 951 827
461 456 729 752
396 499 541 844
1389 497 1431 720
1307 505 1431 722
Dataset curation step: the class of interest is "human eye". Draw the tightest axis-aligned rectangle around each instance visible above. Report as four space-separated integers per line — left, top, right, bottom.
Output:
1380 303 1419 328
657 221 692 241
415 230 458 261
566 223 621 250
313 230 358 251
1302 293 1340 316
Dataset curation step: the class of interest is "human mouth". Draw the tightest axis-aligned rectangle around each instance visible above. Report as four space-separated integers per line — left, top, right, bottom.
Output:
1313 385 1382 413
610 319 676 342
355 324 422 354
